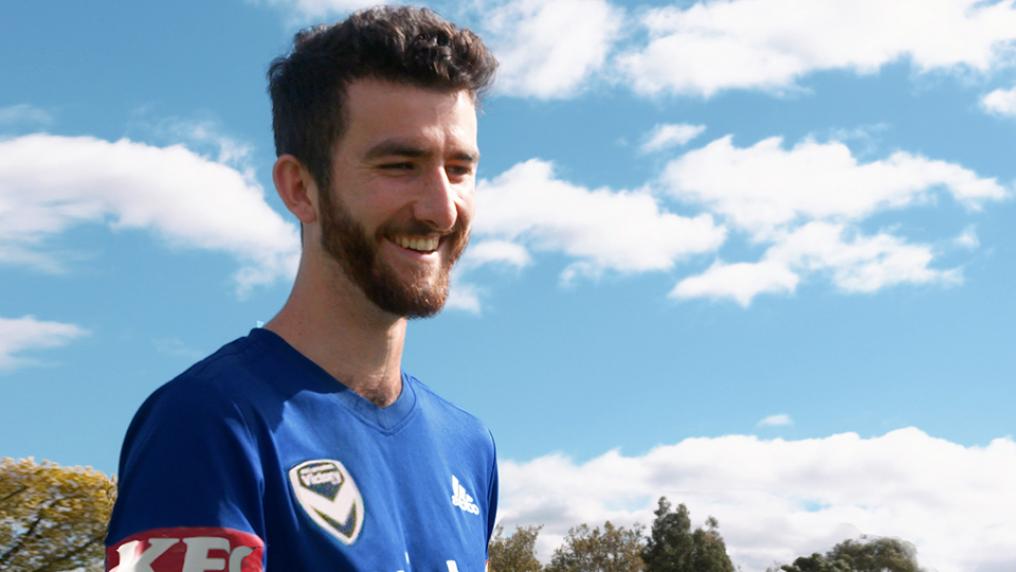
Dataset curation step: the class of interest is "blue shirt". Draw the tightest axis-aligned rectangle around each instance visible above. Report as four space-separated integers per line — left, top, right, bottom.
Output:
106 328 498 572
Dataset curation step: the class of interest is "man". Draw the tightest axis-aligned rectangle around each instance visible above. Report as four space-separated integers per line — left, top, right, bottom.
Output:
105 6 499 571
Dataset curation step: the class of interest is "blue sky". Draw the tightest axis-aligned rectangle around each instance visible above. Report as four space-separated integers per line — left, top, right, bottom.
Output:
3 1 1015 570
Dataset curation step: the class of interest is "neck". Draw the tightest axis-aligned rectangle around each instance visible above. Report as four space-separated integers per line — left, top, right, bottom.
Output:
266 253 406 407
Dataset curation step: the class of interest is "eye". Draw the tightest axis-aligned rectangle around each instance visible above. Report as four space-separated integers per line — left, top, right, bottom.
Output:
446 164 474 177
379 162 414 171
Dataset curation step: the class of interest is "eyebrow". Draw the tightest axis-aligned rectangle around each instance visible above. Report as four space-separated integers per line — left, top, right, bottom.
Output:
363 139 479 163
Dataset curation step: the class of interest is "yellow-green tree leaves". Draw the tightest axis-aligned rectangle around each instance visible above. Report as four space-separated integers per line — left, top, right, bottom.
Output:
489 524 544 572
0 458 115 572
546 521 645 572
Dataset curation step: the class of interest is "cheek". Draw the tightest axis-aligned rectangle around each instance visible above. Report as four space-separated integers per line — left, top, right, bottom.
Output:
345 188 402 224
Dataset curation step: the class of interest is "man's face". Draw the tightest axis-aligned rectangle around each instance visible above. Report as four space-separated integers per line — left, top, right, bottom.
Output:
318 79 478 318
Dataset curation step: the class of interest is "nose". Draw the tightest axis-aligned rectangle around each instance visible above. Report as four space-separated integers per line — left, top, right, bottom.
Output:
413 166 458 233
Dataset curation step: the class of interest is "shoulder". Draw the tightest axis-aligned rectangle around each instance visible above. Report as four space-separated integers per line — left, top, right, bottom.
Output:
161 334 265 400
118 335 272 468
108 335 271 547
136 334 268 422
408 374 495 449
405 375 500 536
410 375 486 425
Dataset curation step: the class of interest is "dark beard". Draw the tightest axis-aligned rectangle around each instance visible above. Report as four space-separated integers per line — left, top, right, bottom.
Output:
318 185 469 318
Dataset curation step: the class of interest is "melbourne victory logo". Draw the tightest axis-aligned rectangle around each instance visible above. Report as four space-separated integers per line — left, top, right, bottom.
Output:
289 459 365 544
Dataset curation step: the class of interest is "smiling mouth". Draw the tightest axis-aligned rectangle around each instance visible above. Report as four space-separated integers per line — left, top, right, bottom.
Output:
390 234 440 254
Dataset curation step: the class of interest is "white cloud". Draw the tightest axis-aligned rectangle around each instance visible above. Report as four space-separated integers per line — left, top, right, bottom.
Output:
659 136 1005 305
466 138 998 307
475 159 726 278
640 123 707 154
499 428 1016 572
251 0 377 19
252 1 1016 102
460 239 531 270
446 275 483 315
0 104 53 128
144 117 254 168
0 134 299 293
251 0 622 98
472 140 997 307
453 158 727 311
0 315 88 371
757 413 793 427
768 222 960 293
955 226 980 249
674 222 961 306
483 0 623 99
448 240 531 314
671 260 798 307
662 135 1007 238
981 85 1016 116
617 0 1016 97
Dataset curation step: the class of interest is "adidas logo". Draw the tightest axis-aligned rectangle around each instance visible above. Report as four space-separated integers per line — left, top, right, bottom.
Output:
450 475 480 515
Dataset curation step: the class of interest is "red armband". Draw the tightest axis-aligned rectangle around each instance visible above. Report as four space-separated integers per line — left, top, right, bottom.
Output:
106 527 264 572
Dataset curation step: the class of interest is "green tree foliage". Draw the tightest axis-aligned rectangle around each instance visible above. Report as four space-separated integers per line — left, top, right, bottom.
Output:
545 520 645 572
771 536 924 572
0 458 116 572
642 497 735 572
488 524 544 572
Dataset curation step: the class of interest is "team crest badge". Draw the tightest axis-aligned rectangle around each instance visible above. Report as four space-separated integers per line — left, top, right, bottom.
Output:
288 459 365 545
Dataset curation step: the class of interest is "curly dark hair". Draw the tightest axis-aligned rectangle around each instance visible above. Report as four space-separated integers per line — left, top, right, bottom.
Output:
267 5 498 193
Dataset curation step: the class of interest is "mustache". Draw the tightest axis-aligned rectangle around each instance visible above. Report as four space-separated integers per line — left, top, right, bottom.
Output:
376 216 470 240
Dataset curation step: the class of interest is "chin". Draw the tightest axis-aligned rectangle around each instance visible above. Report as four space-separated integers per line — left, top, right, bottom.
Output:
366 268 452 319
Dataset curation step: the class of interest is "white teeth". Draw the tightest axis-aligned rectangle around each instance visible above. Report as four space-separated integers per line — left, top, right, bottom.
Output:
393 235 438 252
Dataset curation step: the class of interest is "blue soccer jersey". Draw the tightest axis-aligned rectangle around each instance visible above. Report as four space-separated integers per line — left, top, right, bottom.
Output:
106 328 498 571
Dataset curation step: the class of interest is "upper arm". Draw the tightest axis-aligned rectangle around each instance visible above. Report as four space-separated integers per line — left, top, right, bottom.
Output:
105 380 266 570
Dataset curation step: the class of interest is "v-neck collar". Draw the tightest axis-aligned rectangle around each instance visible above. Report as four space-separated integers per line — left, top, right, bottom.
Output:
247 327 418 434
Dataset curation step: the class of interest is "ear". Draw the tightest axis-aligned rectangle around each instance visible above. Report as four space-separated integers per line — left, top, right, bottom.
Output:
273 154 319 224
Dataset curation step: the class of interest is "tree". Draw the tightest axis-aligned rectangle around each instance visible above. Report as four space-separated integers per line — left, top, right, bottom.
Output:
488 524 543 572
642 497 734 572
771 536 924 572
0 457 116 572
545 521 645 572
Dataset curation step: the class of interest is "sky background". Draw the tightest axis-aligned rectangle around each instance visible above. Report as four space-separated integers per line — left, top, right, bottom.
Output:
2 1 1015 570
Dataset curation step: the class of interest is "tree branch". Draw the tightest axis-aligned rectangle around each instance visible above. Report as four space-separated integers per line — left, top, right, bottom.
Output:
0 498 61 566
32 533 105 572
0 512 46 565
0 485 30 505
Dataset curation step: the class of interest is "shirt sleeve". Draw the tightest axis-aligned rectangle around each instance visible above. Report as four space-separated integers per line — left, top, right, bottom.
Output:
105 376 266 571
